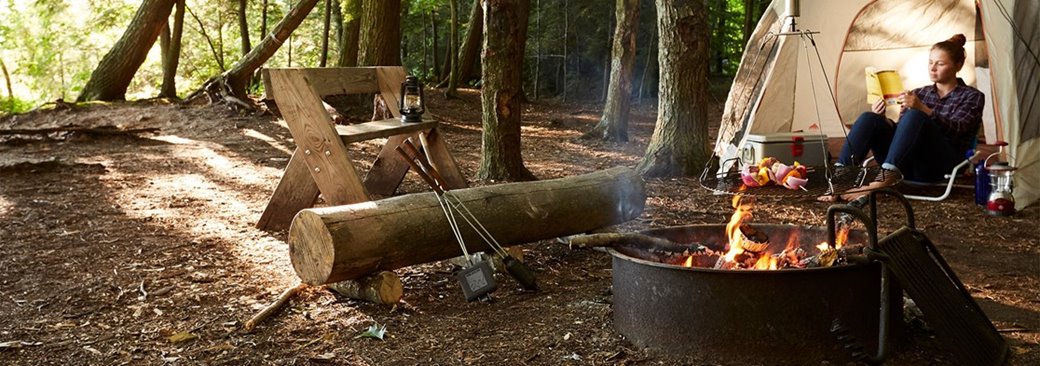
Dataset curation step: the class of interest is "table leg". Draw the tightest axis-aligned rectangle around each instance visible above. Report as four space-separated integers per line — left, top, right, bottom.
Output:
257 148 320 231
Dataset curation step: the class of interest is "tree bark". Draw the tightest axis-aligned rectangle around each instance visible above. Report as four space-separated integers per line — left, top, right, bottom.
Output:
456 0 483 84
77 0 176 102
320 0 332 66
357 0 401 66
289 167 646 285
583 0 639 142
742 0 756 45
637 0 710 177
159 0 185 99
479 0 535 181
189 0 319 103
445 0 461 97
337 0 361 67
239 0 252 55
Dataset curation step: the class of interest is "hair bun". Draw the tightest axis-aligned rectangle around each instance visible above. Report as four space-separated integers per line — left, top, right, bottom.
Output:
948 34 967 46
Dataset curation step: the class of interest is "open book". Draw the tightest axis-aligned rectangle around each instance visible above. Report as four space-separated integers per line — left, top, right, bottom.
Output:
865 67 904 120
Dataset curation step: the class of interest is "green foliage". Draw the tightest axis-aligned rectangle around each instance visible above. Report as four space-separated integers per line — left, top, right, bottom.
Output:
0 96 34 115
0 0 761 106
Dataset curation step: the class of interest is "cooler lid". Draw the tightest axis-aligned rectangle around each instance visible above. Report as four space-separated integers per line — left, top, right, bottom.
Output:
745 132 828 143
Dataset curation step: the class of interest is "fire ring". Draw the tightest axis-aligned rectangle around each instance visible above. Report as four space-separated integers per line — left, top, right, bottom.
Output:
610 224 899 365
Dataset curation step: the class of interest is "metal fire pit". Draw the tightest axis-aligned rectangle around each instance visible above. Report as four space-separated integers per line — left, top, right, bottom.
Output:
610 224 898 365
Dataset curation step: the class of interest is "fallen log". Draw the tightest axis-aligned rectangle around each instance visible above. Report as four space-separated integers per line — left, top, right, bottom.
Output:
288 167 646 285
327 271 403 304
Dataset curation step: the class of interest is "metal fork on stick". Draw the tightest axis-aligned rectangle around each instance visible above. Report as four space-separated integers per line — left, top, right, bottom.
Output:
395 144 497 301
397 138 539 292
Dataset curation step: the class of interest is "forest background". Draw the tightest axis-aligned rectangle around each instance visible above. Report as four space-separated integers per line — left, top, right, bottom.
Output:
0 0 767 114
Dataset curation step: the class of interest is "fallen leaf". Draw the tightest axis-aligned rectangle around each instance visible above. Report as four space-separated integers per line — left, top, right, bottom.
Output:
168 331 198 344
83 346 102 355
354 323 387 340
311 352 336 361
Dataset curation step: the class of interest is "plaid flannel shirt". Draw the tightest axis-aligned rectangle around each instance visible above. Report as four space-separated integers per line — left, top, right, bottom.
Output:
906 78 985 154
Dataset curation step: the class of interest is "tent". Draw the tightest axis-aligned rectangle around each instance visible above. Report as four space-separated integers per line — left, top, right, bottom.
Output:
714 0 1039 210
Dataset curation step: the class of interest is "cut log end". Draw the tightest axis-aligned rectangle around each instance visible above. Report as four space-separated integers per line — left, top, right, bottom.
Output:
289 210 336 285
328 271 403 304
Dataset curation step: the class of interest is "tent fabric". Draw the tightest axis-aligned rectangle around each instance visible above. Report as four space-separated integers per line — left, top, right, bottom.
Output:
715 0 1039 210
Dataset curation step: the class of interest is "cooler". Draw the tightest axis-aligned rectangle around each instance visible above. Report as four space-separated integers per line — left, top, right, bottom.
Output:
740 132 829 167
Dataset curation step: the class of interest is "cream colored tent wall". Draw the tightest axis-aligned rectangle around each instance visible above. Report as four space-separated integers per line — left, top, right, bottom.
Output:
980 0 1039 210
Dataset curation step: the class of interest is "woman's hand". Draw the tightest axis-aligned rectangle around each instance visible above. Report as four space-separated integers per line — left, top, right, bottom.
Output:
901 91 932 115
871 99 886 115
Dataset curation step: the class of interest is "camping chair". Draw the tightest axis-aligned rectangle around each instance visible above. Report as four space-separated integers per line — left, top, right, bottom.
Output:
856 145 980 202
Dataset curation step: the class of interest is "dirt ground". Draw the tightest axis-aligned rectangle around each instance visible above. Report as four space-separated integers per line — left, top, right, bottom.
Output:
0 89 1037 365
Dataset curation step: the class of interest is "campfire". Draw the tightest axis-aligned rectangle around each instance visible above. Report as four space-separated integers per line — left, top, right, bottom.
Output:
673 193 860 271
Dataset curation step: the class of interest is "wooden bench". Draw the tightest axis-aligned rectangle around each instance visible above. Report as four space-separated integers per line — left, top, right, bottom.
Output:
256 67 467 231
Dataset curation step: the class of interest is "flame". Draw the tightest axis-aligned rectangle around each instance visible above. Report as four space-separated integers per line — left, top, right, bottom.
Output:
816 242 831 251
683 256 694 267
723 194 753 263
835 227 849 249
752 254 778 270
784 232 800 251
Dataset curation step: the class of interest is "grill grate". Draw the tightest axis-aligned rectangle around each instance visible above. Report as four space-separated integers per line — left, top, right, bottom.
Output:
699 164 892 198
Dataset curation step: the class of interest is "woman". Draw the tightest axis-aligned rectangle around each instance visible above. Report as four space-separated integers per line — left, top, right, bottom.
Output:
828 34 985 201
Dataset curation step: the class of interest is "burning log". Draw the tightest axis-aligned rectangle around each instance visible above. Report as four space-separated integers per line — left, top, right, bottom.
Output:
736 223 769 253
288 167 646 285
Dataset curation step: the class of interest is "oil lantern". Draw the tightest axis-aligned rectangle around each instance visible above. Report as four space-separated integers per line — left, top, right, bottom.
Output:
983 142 1016 216
399 76 425 123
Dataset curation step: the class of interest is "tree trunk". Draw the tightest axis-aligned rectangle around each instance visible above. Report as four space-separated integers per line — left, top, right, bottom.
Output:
742 0 756 45
337 0 361 67
637 0 710 177
320 0 332 66
261 0 269 36
431 10 440 77
479 0 534 181
159 0 185 99
584 0 640 142
77 0 176 102
713 0 726 75
456 0 483 84
445 0 460 97
289 167 646 284
239 0 252 55
357 0 401 66
189 0 319 104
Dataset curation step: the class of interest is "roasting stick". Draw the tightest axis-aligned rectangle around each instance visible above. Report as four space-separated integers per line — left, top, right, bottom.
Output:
394 145 474 265
402 138 539 291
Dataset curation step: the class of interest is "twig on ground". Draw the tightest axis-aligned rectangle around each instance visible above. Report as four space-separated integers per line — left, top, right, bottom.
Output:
244 283 307 331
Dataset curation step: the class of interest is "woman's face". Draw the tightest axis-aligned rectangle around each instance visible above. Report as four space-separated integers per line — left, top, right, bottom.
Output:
928 48 961 83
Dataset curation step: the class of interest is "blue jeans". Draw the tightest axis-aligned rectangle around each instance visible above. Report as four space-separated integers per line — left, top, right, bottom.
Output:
838 110 963 182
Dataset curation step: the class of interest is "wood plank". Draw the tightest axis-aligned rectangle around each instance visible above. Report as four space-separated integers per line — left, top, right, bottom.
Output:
375 67 407 118
274 119 438 144
337 119 436 143
363 133 414 197
268 69 369 205
265 67 381 97
261 69 276 100
256 148 321 230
